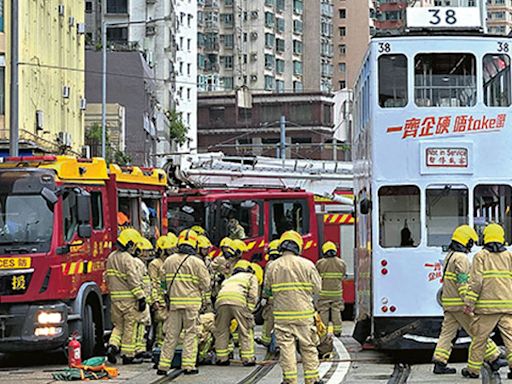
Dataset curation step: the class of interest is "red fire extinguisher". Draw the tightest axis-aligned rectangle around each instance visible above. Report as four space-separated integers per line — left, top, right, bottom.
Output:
68 331 82 367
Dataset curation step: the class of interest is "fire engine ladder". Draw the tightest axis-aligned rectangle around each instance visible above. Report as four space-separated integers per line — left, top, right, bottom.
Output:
172 152 354 205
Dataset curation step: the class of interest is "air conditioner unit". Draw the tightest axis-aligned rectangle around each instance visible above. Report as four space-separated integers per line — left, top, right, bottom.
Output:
146 25 156 36
57 132 72 147
250 32 258 40
250 11 258 19
79 97 87 110
63 86 70 98
35 110 44 131
68 16 75 27
77 23 86 34
250 53 257 62
81 145 91 159
250 75 258 82
58 4 65 16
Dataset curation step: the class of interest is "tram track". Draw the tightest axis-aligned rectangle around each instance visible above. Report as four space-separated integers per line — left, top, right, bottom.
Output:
235 351 278 384
387 363 411 384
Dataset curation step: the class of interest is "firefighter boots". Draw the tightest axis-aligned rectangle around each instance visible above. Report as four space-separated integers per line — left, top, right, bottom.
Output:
433 361 456 374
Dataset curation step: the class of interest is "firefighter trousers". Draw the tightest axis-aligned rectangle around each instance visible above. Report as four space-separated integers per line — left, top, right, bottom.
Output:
317 299 344 335
275 322 320 384
158 309 199 371
261 302 274 345
467 313 512 375
109 301 138 358
152 305 167 348
214 305 255 363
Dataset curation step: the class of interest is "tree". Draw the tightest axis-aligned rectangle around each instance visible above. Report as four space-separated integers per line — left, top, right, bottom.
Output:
84 123 132 165
165 109 188 146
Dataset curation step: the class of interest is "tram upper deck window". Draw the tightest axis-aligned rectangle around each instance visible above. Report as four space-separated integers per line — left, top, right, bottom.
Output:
474 185 512 244
378 54 408 108
415 53 476 107
378 186 420 248
426 185 468 247
483 54 511 107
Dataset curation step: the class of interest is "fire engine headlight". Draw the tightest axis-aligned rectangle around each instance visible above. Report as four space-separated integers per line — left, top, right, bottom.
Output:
37 311 63 325
34 327 63 337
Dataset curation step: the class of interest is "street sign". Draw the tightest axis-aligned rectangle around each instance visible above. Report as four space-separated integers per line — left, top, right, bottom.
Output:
407 7 481 29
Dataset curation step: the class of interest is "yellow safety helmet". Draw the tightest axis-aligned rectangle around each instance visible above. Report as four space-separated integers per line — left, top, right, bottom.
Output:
322 241 338 257
232 239 248 255
279 230 304 255
156 235 174 251
266 239 281 261
118 228 142 249
136 237 154 252
166 232 178 248
452 225 478 246
191 225 206 235
251 262 264 285
177 229 199 249
234 259 252 271
220 237 233 249
483 223 505 245
198 235 212 250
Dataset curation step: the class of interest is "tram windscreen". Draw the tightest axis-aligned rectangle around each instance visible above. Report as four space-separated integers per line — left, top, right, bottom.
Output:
474 185 512 245
379 54 408 108
426 185 468 247
378 186 420 248
415 53 476 107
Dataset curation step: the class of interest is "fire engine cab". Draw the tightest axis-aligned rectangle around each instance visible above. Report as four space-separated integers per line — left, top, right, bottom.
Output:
0 156 167 356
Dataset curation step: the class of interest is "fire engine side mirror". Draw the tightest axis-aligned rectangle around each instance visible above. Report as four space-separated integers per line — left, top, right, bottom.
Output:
359 198 372 215
41 187 58 205
78 224 92 239
76 192 91 224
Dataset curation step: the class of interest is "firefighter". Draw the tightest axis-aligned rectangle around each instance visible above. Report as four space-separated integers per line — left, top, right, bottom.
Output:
214 260 259 366
212 237 239 300
191 225 206 236
198 235 213 270
148 234 177 349
462 223 511 379
106 228 147 365
316 241 346 337
432 225 501 374
256 239 281 347
264 231 322 384
133 237 153 359
157 229 211 376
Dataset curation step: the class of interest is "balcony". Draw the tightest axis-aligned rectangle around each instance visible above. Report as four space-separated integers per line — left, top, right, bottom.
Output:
378 1 407 12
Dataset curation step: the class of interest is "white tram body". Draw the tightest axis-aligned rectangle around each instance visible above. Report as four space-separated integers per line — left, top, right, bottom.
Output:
352 33 512 349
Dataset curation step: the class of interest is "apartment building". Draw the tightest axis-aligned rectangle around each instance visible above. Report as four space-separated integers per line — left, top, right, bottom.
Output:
1 1 86 156
487 0 512 35
198 0 333 93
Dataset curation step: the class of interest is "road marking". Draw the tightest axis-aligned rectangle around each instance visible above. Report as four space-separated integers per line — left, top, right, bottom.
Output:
320 337 350 383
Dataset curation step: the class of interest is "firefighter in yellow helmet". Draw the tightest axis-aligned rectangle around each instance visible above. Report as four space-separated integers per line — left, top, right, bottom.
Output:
214 260 259 366
157 229 211 376
106 228 146 365
133 238 153 359
191 225 206 236
432 225 501 375
148 234 176 349
257 239 281 347
463 223 511 379
316 241 346 337
198 235 213 266
264 231 322 384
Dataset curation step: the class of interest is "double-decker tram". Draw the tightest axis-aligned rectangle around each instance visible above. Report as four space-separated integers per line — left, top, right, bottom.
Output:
352 16 512 349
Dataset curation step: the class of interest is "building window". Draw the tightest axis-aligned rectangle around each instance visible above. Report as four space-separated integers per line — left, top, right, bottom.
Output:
276 59 285 73
339 44 346 55
106 0 128 14
484 54 511 107
293 40 303 55
265 12 275 27
265 54 275 69
276 80 285 93
293 81 303 92
293 0 304 15
221 55 234 69
338 63 346 72
293 20 303 34
85 1 93 13
339 80 346 90
276 0 285 12
222 77 234 90
293 60 303 75
265 33 275 48
276 38 285 52
106 27 128 42
339 27 346 37
264 76 275 91
221 34 234 49
277 18 285 32
221 13 234 27
339 9 346 19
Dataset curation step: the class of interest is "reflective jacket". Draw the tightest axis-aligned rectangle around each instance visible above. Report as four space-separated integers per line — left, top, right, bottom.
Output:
105 250 144 302
215 272 259 312
161 252 211 310
315 257 346 301
211 255 239 278
441 251 470 312
148 257 165 305
264 251 321 325
465 248 512 314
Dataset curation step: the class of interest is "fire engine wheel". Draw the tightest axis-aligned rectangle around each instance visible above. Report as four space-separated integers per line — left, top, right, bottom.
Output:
81 304 96 359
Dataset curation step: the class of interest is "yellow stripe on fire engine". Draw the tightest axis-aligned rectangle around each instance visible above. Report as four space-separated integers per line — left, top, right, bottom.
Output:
247 241 256 250
304 240 313 250
259 240 265 248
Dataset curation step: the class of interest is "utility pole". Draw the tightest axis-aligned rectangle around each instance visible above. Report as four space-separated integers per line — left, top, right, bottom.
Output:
9 0 19 156
279 115 286 160
101 7 107 160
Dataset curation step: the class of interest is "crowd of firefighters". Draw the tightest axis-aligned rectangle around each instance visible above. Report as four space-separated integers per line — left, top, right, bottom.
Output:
434 223 512 379
103 226 346 384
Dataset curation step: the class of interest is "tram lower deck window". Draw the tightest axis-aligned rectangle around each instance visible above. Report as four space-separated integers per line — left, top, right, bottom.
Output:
378 186 420 248
378 54 408 108
474 185 512 244
415 53 476 108
426 185 468 247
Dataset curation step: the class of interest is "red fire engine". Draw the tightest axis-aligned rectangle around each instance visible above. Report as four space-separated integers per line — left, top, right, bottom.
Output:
0 156 167 356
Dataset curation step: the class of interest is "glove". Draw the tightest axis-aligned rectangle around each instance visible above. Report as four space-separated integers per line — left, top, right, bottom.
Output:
260 298 268 307
164 293 170 310
137 297 146 312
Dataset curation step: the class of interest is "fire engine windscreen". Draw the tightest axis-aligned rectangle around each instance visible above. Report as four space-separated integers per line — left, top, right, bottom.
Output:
0 170 55 254
168 202 210 236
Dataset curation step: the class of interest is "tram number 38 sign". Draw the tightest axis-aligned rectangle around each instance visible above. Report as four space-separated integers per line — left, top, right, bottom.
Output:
406 7 482 29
